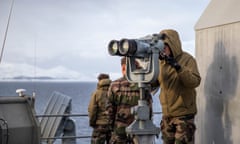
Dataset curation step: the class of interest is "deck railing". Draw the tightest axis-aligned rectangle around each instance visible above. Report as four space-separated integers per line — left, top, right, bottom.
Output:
36 112 162 141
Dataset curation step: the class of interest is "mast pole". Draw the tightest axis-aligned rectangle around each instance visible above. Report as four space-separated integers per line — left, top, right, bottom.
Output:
0 0 15 63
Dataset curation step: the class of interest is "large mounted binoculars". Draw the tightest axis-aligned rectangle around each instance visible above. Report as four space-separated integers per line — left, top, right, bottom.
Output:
108 33 165 83
108 34 165 58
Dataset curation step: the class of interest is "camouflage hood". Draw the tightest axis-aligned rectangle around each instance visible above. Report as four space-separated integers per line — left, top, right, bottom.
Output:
88 78 111 126
98 79 111 89
160 29 183 58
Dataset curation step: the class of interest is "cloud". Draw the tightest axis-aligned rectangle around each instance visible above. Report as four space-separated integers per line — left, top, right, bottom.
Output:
0 0 210 81
182 40 195 56
0 61 123 81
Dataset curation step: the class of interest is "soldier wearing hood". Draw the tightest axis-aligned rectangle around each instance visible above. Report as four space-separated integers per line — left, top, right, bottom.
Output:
88 73 112 144
155 29 201 144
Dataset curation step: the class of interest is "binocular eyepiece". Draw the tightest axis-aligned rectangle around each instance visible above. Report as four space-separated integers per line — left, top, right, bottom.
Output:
108 39 142 56
108 34 165 58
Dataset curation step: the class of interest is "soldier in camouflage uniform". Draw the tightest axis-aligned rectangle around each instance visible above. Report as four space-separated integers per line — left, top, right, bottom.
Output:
107 57 152 144
88 73 112 144
154 29 201 144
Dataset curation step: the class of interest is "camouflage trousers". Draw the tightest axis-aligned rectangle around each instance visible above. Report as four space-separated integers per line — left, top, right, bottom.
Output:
160 114 196 144
109 133 136 144
91 125 111 144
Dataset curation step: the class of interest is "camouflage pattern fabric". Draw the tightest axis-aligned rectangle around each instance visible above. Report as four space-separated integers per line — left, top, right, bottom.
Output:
109 134 136 144
107 77 152 144
88 78 112 144
160 115 196 144
91 125 111 144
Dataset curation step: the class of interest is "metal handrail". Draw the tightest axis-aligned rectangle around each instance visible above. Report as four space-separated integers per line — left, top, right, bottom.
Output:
35 114 88 117
36 112 162 140
35 112 162 118
41 136 91 140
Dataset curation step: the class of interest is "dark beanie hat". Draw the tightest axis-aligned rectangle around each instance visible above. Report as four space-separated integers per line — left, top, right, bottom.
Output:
98 73 109 81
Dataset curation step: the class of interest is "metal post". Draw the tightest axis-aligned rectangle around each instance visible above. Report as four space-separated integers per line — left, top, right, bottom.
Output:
126 74 160 144
62 118 76 144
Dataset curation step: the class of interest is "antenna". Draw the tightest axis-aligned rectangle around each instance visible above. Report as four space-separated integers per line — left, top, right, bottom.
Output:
33 35 37 98
0 0 15 64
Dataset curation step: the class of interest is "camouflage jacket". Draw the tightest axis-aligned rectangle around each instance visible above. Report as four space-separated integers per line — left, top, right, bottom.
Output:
107 76 152 136
88 78 111 127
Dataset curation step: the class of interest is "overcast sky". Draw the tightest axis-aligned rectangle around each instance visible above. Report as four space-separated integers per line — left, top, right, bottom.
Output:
0 0 210 81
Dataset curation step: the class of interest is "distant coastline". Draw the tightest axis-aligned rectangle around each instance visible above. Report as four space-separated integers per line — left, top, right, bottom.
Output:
0 76 96 82
13 76 55 80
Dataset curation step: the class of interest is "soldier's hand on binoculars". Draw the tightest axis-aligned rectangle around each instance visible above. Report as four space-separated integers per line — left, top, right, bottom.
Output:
165 56 181 71
159 52 166 60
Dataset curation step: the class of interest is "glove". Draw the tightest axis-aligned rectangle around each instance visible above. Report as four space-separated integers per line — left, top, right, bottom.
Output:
159 53 165 60
165 56 181 71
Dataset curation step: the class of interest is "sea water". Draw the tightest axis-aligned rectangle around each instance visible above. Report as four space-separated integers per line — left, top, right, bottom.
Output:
0 81 162 144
